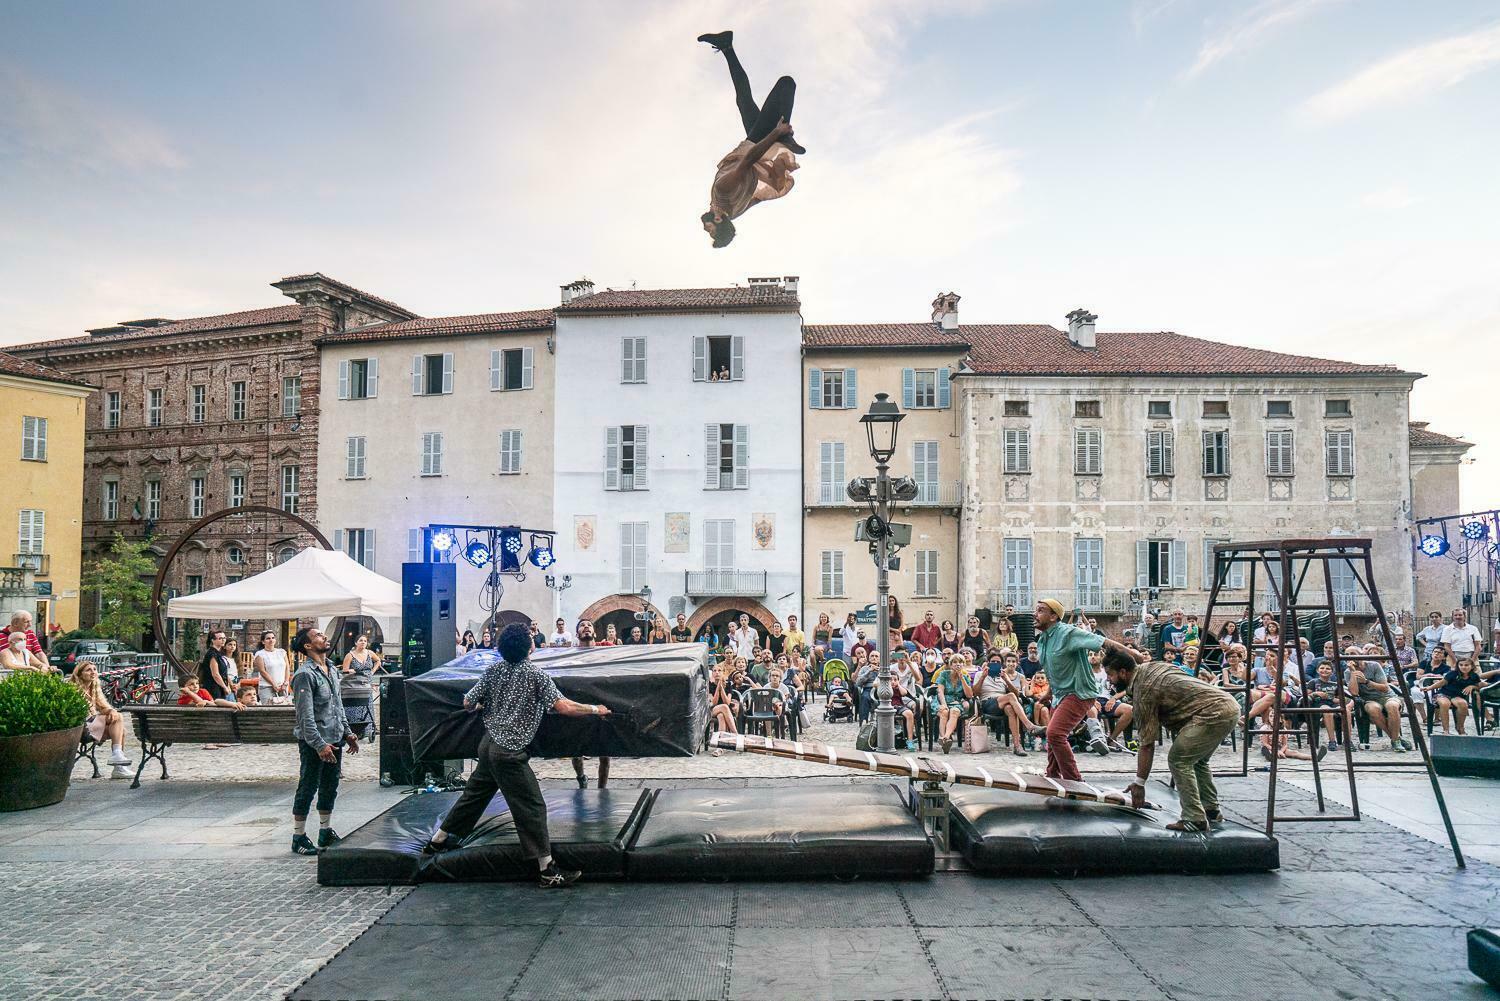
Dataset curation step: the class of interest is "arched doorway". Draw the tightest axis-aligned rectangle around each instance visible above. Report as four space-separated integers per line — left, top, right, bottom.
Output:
483 609 531 637
686 597 779 644
576 593 666 643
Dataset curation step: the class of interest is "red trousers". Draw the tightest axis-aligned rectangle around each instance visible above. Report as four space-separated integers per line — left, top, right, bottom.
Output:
1045 693 1092 781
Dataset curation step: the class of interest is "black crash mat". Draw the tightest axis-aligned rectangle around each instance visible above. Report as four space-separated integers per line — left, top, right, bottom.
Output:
626 784 934 880
405 644 710 760
318 787 652 886
1471 929 1500 989
949 780 1279 876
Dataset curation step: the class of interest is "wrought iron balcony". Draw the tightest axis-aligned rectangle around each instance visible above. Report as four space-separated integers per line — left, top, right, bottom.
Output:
684 570 768 597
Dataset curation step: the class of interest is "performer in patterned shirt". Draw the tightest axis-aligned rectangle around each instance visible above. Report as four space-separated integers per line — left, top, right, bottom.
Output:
422 624 611 887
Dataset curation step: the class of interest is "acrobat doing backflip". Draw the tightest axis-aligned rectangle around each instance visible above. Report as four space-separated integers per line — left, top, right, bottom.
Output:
698 30 803 248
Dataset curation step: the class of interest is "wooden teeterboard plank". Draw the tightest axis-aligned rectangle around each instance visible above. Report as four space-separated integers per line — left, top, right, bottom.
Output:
708 732 1130 805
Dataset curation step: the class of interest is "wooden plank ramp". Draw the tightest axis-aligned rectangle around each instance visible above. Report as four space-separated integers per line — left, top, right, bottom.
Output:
708 732 1131 806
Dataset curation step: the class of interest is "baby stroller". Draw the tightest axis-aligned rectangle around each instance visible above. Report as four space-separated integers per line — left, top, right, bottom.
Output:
823 679 855 723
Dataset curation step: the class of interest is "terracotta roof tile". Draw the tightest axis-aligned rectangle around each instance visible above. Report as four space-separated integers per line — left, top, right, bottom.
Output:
803 322 974 350
556 285 799 313
1408 423 1470 448
6 305 303 354
318 309 555 345
0 350 93 388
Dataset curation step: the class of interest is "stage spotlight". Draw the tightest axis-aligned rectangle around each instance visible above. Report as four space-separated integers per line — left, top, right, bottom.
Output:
463 539 493 569
1461 520 1489 541
528 533 555 569
430 529 455 554
1419 534 1449 557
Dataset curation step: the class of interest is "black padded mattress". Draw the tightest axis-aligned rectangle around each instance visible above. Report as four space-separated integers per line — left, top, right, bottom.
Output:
405 644 710 760
626 784 934 880
318 788 652 886
948 781 1279 876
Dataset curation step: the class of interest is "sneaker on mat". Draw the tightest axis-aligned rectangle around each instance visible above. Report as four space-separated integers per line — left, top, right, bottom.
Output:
538 863 582 889
291 834 318 856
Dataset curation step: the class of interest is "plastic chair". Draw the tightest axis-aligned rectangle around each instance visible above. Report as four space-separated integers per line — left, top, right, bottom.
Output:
741 687 783 739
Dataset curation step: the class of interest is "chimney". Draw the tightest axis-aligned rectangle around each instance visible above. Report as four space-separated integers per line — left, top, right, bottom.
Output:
559 278 595 304
782 275 799 294
1065 308 1097 349
931 292 960 332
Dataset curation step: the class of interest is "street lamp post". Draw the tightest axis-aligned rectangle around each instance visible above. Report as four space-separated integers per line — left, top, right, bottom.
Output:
544 573 572 627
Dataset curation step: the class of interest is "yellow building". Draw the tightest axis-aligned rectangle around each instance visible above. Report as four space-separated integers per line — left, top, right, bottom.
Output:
0 351 92 633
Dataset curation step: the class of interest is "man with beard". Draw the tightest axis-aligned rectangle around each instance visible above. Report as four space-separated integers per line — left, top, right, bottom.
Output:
289 627 359 855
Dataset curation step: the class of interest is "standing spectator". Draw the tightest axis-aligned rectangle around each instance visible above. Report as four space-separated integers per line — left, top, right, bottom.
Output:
575 621 596 647
223 636 243 698
938 620 961 653
1347 653 1406 752
289 627 358 855
254 631 291 704
197 630 233 702
838 612 859 656
783 614 806 656
736 613 760 653
1392 630 1417 672
3 629 53 673
7 610 45 661
763 619 787 657
1441 609 1482 661
1159 609 1190 660
647 617 670 644
548 619 573 647
68 660 132 776
670 613 694 643
694 622 717 649
886 595 903 639
851 648 877 722
530 621 549 650
1416 611 1446 663
991 616 1019 654
480 628 493 650
960 616 988 660
339 634 377 740
910 610 941 651
626 625 645 645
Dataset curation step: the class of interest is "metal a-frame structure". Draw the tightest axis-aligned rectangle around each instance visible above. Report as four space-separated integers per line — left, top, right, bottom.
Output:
1203 538 1464 868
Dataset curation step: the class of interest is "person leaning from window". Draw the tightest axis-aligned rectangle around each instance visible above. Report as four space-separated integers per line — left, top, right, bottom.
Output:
289 627 358 856
423 624 610 887
197 629 233 702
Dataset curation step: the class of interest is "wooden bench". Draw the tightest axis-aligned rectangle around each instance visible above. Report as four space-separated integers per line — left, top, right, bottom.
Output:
124 706 299 789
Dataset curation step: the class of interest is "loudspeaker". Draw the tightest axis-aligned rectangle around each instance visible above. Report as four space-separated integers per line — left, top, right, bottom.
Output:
402 561 457 677
973 607 993 633
1429 733 1500 779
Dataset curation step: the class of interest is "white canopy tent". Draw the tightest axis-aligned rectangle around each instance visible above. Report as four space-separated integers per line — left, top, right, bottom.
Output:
165 548 402 636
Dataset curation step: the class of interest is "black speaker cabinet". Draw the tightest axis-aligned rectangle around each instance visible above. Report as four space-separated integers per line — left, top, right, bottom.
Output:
973 607 993 633
1429 732 1500 779
401 561 457 677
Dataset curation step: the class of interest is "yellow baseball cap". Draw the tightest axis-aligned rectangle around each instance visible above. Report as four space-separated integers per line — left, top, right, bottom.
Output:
1039 598 1066 618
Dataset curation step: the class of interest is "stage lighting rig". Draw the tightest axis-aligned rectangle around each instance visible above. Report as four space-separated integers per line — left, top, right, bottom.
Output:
463 538 493 569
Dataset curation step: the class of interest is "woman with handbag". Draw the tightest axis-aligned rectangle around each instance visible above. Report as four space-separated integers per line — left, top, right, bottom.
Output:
929 659 967 753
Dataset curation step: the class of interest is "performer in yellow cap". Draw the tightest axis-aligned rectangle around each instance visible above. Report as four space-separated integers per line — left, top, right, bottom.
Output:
1033 599 1148 782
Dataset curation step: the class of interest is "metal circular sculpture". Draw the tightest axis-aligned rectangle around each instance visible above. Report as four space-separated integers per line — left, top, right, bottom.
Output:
150 505 331 681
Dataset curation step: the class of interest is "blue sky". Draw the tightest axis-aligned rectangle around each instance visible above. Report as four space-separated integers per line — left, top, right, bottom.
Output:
2 0 1497 503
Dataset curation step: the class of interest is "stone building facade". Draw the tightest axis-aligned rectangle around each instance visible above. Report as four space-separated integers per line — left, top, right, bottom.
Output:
8 273 413 647
1407 422 1480 624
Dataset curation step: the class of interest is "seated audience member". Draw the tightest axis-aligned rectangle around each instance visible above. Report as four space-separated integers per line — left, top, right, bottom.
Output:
810 612 834 665
990 616 1019 654
763 619 787 657
1018 641 1043 679
766 667 797 737
1181 642 1212 681
1248 648 1299 729
1424 656 1500 735
938 620 961 653
910 610 942 651
3 629 54 673
176 674 243 710
963 654 1041 756
1027 670 1051 736
1259 706 1329 764
928 662 966 753
238 686 260 707
888 672 920 750
960 617 988 659
1346 652 1405 752
1219 643 1250 703
68 660 133 776
1099 681 1133 751
1305 659 1355 750
1413 646 1451 726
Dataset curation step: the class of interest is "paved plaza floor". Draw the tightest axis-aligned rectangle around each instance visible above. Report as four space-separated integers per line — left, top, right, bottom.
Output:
4 740 1498 1000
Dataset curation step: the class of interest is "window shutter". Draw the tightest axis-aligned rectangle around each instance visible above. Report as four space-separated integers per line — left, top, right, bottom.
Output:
604 427 620 490
807 368 822 408
902 368 915 409
1171 539 1188 589
338 360 350 400
619 523 632 591
514 430 524 472
490 350 501 391
730 336 744 380
733 424 749 489
704 424 719 488
1163 432 1174 476
408 528 420 562
844 368 857 409
365 529 377 570
693 337 708 382
333 529 344 555
620 338 633 383
411 355 423 394
1136 540 1149 589
441 353 454 394
937 368 951 409
1018 430 1030 473
1203 539 1215 590
633 425 649 489
521 347 534 390
366 358 379 397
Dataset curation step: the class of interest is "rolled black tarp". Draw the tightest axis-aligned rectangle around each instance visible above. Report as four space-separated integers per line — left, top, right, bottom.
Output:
405 643 711 760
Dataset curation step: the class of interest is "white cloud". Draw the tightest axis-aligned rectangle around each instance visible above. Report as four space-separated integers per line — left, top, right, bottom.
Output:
1183 0 1336 80
1131 0 1183 37
1297 19 1500 123
1359 185 1419 211
0 64 186 173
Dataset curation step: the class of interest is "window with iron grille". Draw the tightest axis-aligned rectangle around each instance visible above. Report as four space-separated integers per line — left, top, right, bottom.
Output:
1266 430 1295 476
1003 429 1030 474
1202 429 1229 477
1074 428 1101 475
1325 430 1353 477
1146 430 1175 477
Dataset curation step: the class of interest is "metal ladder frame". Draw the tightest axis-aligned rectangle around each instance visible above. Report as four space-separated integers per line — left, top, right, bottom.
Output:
1202 537 1464 868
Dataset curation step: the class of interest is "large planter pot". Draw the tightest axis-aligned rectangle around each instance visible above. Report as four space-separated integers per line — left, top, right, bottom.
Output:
0 725 85 811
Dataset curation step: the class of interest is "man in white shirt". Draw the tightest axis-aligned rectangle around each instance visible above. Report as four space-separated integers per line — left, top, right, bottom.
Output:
548 618 573 647
1442 609 1482 660
1416 611 1446 662
733 614 758 659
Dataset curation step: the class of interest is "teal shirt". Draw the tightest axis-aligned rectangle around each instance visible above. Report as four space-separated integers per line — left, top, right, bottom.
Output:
1038 622 1106 699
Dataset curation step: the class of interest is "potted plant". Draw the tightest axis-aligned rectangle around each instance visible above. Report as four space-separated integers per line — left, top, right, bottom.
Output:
0 671 90 811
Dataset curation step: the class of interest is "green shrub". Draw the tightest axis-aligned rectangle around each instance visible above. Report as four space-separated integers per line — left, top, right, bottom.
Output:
0 672 90 738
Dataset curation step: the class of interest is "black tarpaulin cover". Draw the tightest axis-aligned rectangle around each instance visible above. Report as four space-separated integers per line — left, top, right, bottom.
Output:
405 643 711 760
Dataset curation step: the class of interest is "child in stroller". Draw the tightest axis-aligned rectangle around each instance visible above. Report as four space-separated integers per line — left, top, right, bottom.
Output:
823 677 855 722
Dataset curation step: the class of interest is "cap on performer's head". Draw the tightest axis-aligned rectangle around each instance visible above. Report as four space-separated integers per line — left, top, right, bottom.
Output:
1039 598 1066 619
498 623 533 664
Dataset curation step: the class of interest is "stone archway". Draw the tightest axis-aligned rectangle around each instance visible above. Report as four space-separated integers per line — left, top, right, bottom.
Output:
575 593 666 641
686 597 779 638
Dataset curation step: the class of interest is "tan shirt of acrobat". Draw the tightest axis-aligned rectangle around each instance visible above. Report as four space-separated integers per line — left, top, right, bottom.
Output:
1127 660 1239 745
710 140 798 220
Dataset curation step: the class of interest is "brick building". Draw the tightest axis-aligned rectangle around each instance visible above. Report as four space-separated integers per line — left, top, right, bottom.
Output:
8 273 413 648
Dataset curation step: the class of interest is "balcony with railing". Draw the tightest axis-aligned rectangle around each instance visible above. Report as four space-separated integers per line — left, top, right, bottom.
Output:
987 588 1135 615
1250 590 1375 616
13 552 50 575
1 565 35 600
684 570 768 597
806 480 962 509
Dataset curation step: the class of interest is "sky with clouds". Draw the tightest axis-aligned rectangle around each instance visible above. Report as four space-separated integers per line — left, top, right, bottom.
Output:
1 0 1496 504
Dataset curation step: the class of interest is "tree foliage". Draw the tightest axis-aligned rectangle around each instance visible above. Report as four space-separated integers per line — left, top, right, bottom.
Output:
82 533 157 646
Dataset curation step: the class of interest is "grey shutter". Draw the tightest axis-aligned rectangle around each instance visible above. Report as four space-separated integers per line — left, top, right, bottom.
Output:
514 430 524 472
1136 540 1149 589
441 353 454 394
902 368 915 409
365 529 376 570
730 336 744 380
1203 539 1216 590
490 350 501 390
333 529 344 555
733 424 749 489
937 368 951 408
619 523 632 591
694 337 708 382
338 360 350 400
408 528 420 562
844 368 857 408
604 427 620 490
1018 431 1030 472
704 424 719 488
521 347 534 390
1171 539 1188 589
807 368 822 408
411 355 423 395
620 338 633 382
366 357 378 397
633 425 649 489
1162 432 1174 476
